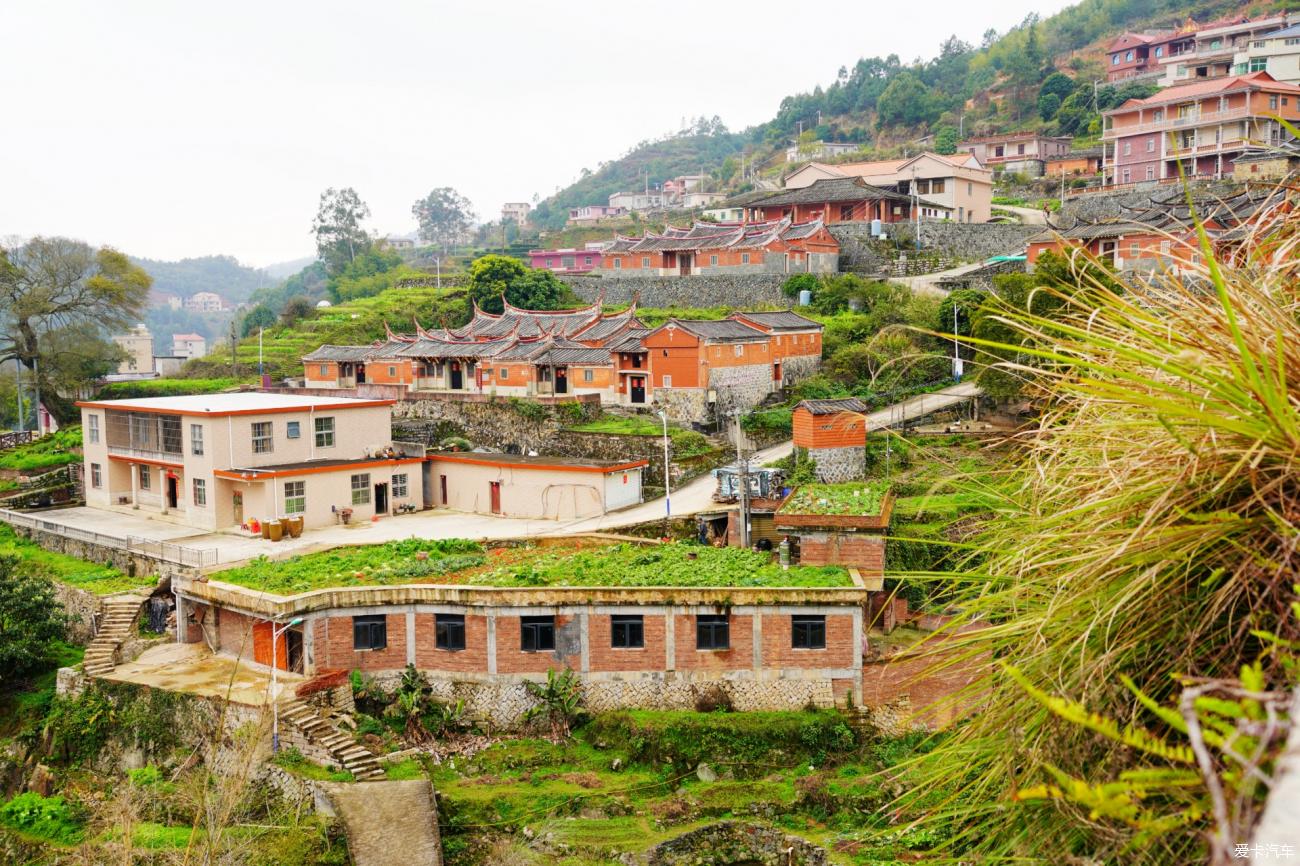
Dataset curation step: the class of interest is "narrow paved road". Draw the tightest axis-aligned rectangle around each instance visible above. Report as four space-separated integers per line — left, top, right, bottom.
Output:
546 381 982 534
325 780 442 866
994 203 1052 225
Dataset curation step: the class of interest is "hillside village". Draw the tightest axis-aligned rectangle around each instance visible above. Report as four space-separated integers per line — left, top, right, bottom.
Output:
4 1 1300 865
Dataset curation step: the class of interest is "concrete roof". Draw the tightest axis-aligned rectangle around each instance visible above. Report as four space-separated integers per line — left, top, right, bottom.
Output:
75 392 395 416
428 450 648 474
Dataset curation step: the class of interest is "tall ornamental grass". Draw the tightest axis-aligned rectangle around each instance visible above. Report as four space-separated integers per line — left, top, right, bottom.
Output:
897 192 1300 863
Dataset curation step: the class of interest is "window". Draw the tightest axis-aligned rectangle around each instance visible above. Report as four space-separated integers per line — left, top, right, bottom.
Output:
1126 50 1134 61
436 614 466 650
930 179 945 193
584 256 592 266
251 421 273 454
189 423 203 455
561 255 575 269
90 463 102 488
1270 94 1279 110
967 182 973 195
284 480 305 514
661 374 672 388
791 615 826 649
1287 37 1300 46
1146 167 1155 180
613 258 622 269
1016 144 1025 155
1130 242 1139 257
1112 54 1120 65
1122 168 1132 183
696 615 729 650
87 414 100 444
709 254 718 265
1147 137 1155 152
583 369 593 383
499 367 508 379
192 478 206 506
734 344 743 357
641 256 651 268
1155 46 1164 57
1153 108 1163 122
286 421 300 439
319 364 329 376
388 366 397 377
139 464 151 490
915 179 929 194
521 615 555 652
741 253 750 264
314 417 335 448
350 473 370 505
1123 141 1132 156
839 204 853 221
611 615 644 648
353 615 387 650
392 473 408 498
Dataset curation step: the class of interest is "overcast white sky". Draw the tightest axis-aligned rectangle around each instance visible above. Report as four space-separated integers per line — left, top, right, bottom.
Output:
1 0 1075 268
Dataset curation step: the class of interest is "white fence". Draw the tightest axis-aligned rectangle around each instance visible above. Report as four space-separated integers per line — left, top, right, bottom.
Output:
0 509 218 568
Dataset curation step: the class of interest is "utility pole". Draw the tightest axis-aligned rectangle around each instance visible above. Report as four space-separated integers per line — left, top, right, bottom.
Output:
731 411 751 549
230 321 237 379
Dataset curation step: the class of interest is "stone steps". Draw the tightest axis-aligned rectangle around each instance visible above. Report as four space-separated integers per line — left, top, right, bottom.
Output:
280 700 384 781
83 598 146 677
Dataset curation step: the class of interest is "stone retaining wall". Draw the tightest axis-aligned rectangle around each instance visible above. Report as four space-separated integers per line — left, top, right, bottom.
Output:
810 445 865 483
391 395 600 453
648 821 829 866
561 273 791 308
878 222 1041 260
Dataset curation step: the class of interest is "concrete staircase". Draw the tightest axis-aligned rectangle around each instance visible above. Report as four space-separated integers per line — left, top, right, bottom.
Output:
280 701 384 781
83 597 145 676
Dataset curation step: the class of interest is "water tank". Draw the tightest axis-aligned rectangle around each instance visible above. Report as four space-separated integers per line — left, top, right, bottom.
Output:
870 218 882 237
798 289 812 306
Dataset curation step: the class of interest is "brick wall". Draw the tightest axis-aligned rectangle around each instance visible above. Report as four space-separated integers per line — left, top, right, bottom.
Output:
217 608 256 659
495 613 580 674
588 613 667 672
797 531 884 574
317 613 408 672
413 613 489 673
674 613 753 671
859 637 989 727
760 613 855 669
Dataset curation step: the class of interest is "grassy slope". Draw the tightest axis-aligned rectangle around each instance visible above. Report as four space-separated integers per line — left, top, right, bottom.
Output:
0 524 151 595
182 282 469 381
0 427 82 473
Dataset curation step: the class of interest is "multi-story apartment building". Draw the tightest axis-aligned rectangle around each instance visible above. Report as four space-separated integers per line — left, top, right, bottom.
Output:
113 324 154 374
1101 71 1300 184
184 291 224 312
501 202 531 224
1158 14 1292 86
957 133 1073 176
1232 23 1300 85
172 333 207 360
77 393 423 532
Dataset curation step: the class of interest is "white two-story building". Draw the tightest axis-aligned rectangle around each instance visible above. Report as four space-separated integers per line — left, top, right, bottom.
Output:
77 393 425 532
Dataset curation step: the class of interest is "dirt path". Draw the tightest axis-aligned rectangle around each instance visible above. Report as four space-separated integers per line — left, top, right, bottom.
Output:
324 780 442 866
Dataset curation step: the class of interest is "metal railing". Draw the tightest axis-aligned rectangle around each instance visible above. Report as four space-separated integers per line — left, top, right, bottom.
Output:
0 508 218 567
1103 107 1252 138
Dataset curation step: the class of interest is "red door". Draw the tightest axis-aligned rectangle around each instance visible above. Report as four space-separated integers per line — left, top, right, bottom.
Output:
489 481 502 514
252 621 289 670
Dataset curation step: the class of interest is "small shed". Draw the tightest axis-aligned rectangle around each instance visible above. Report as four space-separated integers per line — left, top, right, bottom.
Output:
426 452 646 521
774 482 893 582
792 398 868 482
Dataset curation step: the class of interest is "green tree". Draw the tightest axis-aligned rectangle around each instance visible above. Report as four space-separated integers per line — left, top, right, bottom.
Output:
1039 71 1077 104
0 238 151 424
934 126 959 154
312 187 372 277
876 72 937 127
240 304 276 338
1054 89 1093 135
412 187 477 249
1037 91 1062 120
278 295 315 327
327 247 404 303
0 556 65 685
465 255 570 314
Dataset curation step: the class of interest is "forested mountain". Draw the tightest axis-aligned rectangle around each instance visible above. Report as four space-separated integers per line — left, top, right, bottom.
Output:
529 0 1278 229
129 254 269 304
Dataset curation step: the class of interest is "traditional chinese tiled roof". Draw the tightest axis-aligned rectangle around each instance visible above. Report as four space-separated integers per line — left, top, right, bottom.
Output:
609 331 650 353
302 342 405 362
796 398 868 415
747 177 913 208
662 319 767 343
391 338 516 359
609 218 829 256
732 310 823 332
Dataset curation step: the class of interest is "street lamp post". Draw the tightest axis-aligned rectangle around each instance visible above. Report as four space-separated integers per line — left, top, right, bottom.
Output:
952 305 963 382
271 616 304 754
656 410 671 526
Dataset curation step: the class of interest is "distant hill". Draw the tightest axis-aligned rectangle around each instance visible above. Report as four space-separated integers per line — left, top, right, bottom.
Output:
130 254 270 305
531 0 1279 227
262 255 317 280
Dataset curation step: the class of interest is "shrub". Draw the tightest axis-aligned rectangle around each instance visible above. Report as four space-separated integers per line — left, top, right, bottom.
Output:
782 272 819 299
0 792 85 845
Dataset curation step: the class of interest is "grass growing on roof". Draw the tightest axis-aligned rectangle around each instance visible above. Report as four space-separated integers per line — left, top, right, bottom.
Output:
783 481 889 516
0 524 150 595
213 538 485 593
467 542 851 588
565 415 714 457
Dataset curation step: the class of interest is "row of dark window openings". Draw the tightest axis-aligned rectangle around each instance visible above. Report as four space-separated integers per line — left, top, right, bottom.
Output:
352 613 828 652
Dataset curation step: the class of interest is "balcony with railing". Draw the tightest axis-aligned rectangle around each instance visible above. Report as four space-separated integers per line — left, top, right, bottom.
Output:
1103 106 1252 139
105 410 184 463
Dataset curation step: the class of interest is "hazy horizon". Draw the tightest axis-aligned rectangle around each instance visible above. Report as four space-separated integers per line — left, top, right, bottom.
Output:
2 0 1073 269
